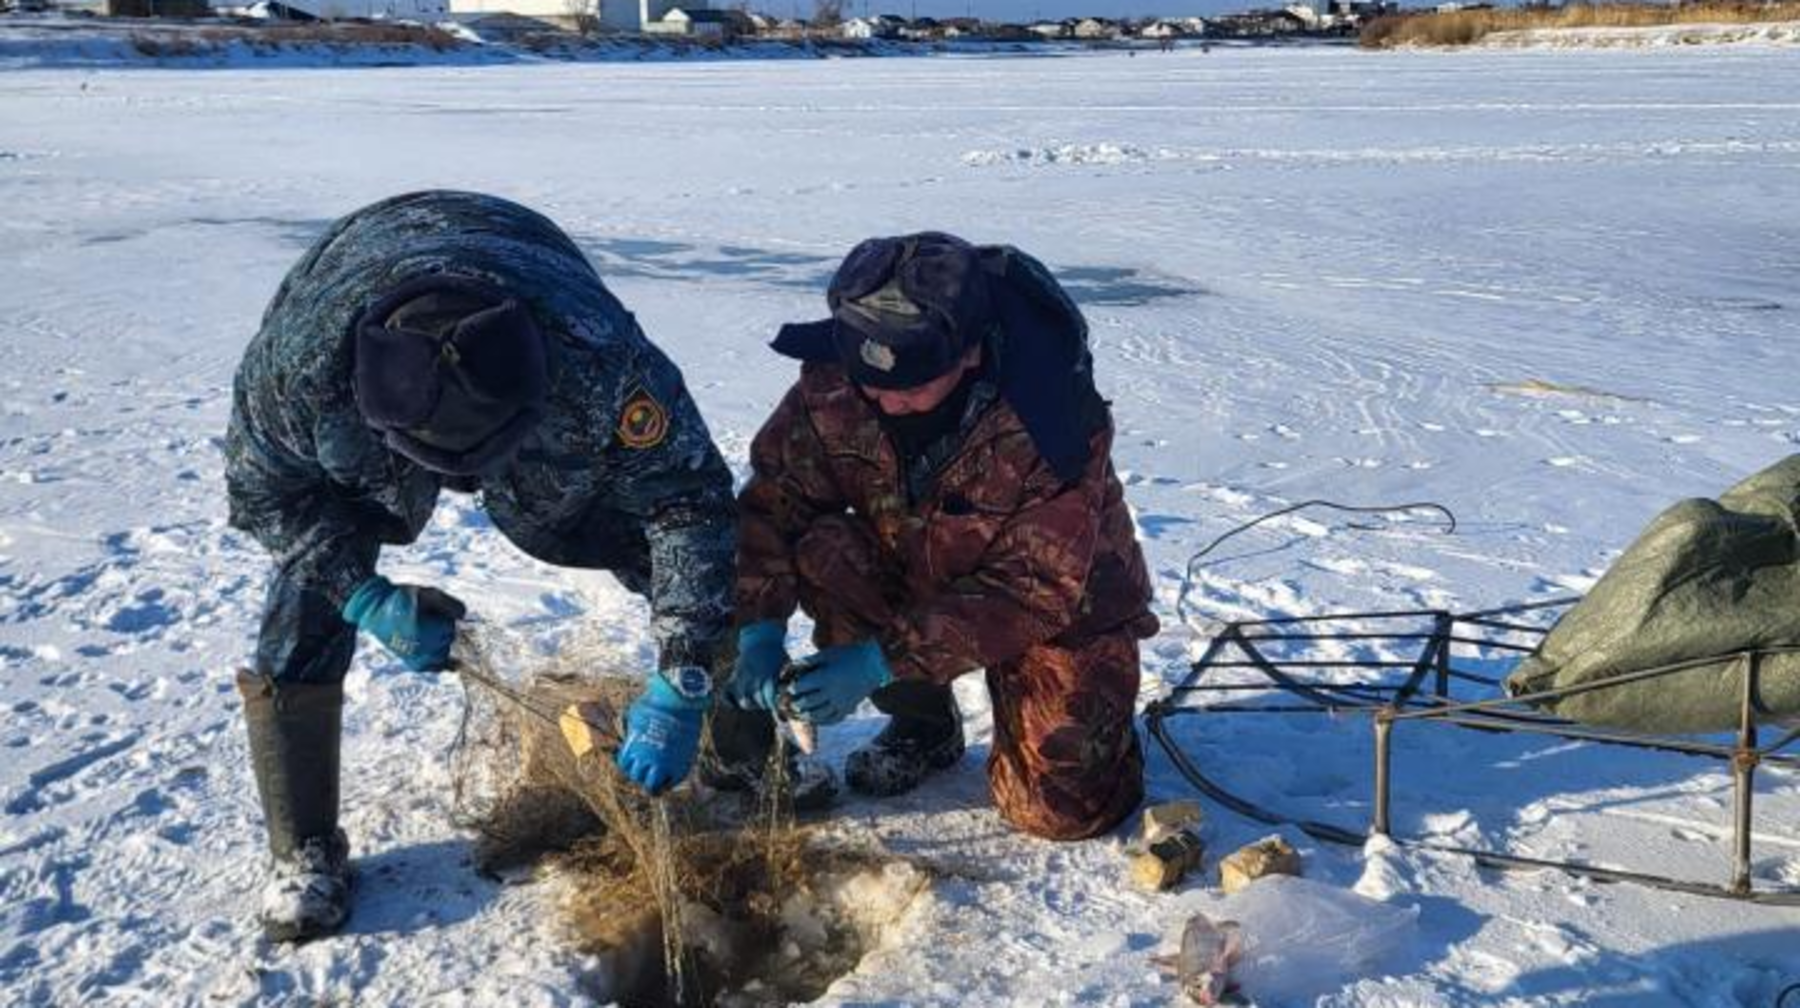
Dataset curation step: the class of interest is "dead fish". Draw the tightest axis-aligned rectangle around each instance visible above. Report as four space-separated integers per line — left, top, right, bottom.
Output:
1153 913 1242 1006
785 717 817 755
777 660 820 754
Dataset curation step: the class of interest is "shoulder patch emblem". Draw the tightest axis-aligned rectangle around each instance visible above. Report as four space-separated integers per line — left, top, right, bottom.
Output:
617 386 670 449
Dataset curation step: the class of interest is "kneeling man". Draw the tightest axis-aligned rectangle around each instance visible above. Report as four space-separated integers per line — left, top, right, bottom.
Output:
725 233 1158 840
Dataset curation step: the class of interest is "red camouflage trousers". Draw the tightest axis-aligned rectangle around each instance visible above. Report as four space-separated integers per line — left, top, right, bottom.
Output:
794 516 1145 841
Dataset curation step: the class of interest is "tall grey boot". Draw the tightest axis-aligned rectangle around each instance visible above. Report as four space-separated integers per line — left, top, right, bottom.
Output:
238 669 351 943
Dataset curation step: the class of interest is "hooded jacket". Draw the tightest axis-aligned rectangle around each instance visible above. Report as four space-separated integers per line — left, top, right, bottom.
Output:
737 248 1156 684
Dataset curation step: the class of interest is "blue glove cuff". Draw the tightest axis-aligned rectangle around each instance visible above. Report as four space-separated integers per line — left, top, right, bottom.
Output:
341 575 394 626
644 672 711 713
738 620 788 652
853 639 896 688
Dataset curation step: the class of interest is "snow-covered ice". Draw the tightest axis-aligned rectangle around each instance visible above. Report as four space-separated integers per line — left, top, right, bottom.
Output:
2 45 1799 1005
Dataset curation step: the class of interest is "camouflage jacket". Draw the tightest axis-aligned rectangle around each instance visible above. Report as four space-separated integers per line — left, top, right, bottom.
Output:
225 191 735 671
737 362 1155 685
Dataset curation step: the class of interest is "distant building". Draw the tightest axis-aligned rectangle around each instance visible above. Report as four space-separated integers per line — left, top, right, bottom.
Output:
982 21 1037 40
938 15 980 36
840 13 903 38
898 15 938 39
1327 0 1397 21
1027 19 1067 38
648 5 748 36
446 0 693 30
1283 2 1320 27
1073 16 1117 38
1208 8 1309 35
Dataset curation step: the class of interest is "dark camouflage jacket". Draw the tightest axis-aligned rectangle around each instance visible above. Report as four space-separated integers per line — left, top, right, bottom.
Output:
737 362 1155 685
225 191 735 670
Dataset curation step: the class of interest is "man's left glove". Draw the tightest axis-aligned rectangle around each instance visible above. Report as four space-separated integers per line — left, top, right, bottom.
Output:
341 575 466 672
786 640 894 725
616 669 711 796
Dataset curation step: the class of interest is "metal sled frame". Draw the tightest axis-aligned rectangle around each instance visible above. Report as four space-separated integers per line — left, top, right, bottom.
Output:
1144 600 1800 904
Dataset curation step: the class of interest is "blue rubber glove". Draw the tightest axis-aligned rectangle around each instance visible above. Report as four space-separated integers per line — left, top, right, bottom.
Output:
616 673 708 796
341 575 465 672
786 640 894 725
725 621 788 711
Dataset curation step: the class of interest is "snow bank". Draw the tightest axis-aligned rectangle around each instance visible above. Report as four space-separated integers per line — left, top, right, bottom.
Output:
1479 20 1800 49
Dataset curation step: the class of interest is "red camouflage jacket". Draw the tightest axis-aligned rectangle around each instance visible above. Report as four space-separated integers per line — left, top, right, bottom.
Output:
737 361 1157 685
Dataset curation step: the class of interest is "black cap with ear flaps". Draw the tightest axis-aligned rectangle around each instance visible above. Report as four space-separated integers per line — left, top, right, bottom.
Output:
816 232 996 390
353 273 549 477
773 235 1103 483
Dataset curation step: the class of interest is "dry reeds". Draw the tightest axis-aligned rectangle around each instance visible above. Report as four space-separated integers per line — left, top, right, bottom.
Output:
448 628 919 1007
1360 1 1800 48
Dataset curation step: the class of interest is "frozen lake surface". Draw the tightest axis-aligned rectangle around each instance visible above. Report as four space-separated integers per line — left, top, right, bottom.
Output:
2 46 1799 1005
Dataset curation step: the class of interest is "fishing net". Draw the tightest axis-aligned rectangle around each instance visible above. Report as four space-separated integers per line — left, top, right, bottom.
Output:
447 627 928 1006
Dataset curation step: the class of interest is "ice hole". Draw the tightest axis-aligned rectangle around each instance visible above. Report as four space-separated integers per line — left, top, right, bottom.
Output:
558 837 932 1007
450 645 934 1008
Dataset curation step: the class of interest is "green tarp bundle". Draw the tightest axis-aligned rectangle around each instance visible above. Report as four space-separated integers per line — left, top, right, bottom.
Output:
1506 455 1800 734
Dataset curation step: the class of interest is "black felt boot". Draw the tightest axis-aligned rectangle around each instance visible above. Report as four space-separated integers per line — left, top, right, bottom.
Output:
845 682 965 798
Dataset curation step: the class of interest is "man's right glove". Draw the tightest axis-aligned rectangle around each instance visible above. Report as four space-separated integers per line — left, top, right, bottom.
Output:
341 575 466 672
616 671 709 796
724 620 788 711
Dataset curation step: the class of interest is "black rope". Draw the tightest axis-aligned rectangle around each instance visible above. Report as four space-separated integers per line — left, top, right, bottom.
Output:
1176 499 1458 630
1778 982 1800 1008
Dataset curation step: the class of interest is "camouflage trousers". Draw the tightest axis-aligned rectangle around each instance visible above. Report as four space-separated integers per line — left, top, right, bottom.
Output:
796 515 1146 841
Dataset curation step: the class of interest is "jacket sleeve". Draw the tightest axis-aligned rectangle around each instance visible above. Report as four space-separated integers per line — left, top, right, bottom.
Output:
602 349 739 674
224 389 381 610
735 382 848 625
881 445 1106 685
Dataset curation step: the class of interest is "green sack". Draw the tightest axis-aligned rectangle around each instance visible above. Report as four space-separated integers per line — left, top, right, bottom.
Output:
1506 455 1800 733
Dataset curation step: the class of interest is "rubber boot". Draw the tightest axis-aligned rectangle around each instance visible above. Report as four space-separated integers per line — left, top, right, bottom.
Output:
845 681 965 798
238 669 352 943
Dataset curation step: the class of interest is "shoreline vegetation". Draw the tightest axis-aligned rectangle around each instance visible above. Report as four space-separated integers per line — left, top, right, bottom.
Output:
1360 0 1800 47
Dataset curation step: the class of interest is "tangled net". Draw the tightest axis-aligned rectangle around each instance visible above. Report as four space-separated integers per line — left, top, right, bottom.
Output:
447 627 924 1007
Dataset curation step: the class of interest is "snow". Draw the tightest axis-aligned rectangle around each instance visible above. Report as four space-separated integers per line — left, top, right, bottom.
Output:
3 43 1800 1006
1480 21 1800 50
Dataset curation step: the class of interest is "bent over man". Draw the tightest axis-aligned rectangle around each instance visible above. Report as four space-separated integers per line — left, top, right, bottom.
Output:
226 191 734 941
726 233 1158 841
